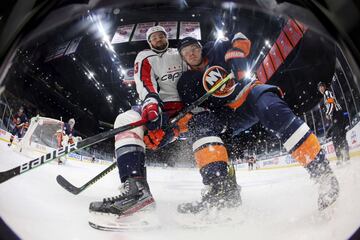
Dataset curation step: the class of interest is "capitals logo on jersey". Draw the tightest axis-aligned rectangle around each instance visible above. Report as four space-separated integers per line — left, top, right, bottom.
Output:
202 66 235 98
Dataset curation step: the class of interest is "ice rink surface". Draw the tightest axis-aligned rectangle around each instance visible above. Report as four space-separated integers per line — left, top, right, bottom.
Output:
0 141 360 240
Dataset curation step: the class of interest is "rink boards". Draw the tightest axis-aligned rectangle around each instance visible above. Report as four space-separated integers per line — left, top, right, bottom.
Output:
1 121 360 170
238 121 360 170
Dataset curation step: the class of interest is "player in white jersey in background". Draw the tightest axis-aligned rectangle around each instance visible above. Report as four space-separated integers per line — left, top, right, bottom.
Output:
89 26 188 217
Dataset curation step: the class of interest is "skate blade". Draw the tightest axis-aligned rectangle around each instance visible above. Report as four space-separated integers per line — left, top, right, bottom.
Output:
175 206 243 229
89 203 160 231
319 202 336 221
311 200 337 223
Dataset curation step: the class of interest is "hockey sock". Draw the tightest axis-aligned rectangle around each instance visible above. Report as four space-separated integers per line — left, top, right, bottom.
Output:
115 145 146 182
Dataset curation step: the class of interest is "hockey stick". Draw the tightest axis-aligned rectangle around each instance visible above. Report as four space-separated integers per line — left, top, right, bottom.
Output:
56 162 117 195
170 72 234 125
0 118 148 184
56 71 235 194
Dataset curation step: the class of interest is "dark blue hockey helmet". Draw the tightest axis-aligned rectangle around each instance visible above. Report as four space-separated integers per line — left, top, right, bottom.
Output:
177 37 202 54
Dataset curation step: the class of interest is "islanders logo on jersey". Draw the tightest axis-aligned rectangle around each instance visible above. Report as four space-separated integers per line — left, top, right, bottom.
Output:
202 66 235 98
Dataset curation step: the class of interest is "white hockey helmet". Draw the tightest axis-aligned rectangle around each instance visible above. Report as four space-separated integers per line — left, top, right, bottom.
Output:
146 25 168 52
68 118 75 127
18 106 24 113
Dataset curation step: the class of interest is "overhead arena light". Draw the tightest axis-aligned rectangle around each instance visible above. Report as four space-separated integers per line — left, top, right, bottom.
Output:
216 29 225 40
264 40 272 48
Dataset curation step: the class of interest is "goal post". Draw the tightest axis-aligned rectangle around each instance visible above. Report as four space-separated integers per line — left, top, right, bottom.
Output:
16 116 64 158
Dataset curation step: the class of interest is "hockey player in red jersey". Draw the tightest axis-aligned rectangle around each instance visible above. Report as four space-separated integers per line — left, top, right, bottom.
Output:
90 29 241 221
89 26 189 217
175 34 339 213
89 25 243 220
8 106 29 147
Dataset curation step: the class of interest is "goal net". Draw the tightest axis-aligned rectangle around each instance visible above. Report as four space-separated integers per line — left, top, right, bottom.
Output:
16 116 63 158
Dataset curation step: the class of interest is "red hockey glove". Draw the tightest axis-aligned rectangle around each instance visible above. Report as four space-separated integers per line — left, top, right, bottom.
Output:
141 97 163 130
141 97 160 122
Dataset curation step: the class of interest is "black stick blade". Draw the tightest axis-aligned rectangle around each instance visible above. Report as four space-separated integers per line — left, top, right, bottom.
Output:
56 175 82 195
0 168 18 184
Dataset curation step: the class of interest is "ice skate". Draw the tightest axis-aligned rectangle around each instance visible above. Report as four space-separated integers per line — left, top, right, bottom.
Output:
89 177 157 231
89 177 155 216
177 175 241 214
306 153 339 211
317 172 339 211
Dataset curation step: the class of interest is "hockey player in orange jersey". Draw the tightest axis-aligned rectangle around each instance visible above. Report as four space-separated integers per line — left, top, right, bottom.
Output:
176 34 339 213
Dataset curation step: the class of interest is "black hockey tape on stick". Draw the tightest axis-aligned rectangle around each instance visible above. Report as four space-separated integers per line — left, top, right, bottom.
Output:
56 162 117 195
56 72 235 195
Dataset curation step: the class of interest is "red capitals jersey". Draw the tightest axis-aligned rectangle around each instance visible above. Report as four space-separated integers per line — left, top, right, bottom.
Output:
134 48 187 116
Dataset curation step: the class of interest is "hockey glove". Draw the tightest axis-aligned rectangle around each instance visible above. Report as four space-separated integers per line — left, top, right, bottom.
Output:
225 32 252 81
141 97 162 130
176 113 193 134
224 48 247 81
231 32 251 56
144 128 179 150
143 113 193 150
